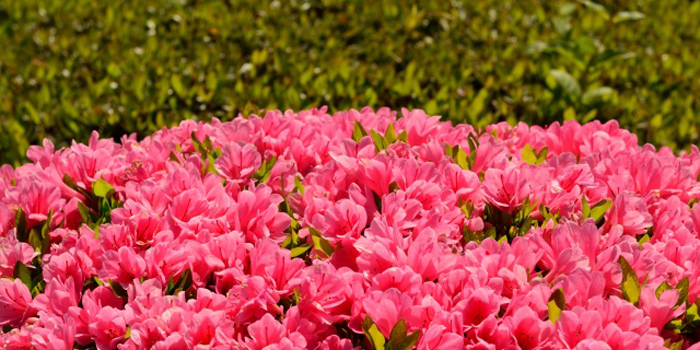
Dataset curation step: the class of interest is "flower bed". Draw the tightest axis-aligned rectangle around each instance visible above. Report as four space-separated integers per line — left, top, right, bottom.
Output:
1 107 700 350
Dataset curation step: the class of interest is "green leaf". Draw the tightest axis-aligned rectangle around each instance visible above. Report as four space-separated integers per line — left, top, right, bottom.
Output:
612 11 645 23
522 144 537 164
206 71 219 91
519 216 533 235
15 207 27 242
388 319 408 350
370 130 386 151
619 256 641 305
676 277 690 307
395 330 420 350
537 147 548 163
109 280 128 298
282 232 295 249
445 143 454 158
582 87 614 104
310 228 335 257
166 275 175 294
93 179 115 198
28 229 44 253
13 261 32 288
686 301 700 322
665 339 684 350
589 199 612 223
397 131 408 143
577 0 610 20
455 147 469 170
590 49 636 67
467 133 479 154
389 181 400 193
638 234 650 247
290 244 311 258
77 201 94 224
353 121 368 142
384 124 398 144
549 69 581 97
547 288 566 323
294 176 305 196
655 281 672 299
170 74 187 97
202 136 214 153
253 156 278 183
41 208 53 239
170 269 193 295
521 144 547 164
363 316 386 350
582 196 591 219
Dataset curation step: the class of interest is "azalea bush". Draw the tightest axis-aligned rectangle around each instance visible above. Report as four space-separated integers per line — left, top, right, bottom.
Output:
3 107 700 349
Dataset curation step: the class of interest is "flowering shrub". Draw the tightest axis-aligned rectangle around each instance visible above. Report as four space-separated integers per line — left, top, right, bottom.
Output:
2 107 700 350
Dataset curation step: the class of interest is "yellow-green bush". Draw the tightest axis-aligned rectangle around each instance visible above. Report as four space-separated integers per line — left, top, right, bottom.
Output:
1 0 699 165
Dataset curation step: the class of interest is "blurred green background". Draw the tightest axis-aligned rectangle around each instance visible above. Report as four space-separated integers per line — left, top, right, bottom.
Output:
1 0 699 165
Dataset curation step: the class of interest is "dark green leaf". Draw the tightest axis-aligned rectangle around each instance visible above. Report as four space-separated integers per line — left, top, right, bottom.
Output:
109 280 128 298
15 207 27 242
549 69 581 97
370 130 386 151
676 277 690 307
353 121 368 142
577 0 610 20
388 319 407 350
397 131 408 143
590 49 636 67
363 316 386 350
547 288 566 323
78 201 94 224
394 330 420 350
13 261 32 288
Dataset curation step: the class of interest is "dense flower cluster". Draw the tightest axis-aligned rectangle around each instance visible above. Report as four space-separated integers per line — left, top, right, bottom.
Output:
3 107 700 350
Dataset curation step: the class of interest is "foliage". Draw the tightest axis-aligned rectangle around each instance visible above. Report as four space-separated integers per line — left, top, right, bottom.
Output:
1 0 699 166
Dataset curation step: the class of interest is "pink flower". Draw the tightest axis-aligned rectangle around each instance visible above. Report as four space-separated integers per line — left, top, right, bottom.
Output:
360 289 418 338
0 233 37 278
99 246 146 285
572 340 613 350
638 286 685 331
32 277 79 317
244 314 307 350
215 141 262 183
482 166 531 213
5 107 700 349
313 198 367 246
603 192 652 235
0 278 37 327
88 306 127 350
18 183 65 229
184 309 235 348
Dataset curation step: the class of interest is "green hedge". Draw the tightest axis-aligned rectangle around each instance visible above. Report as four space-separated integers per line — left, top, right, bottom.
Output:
1 0 699 165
